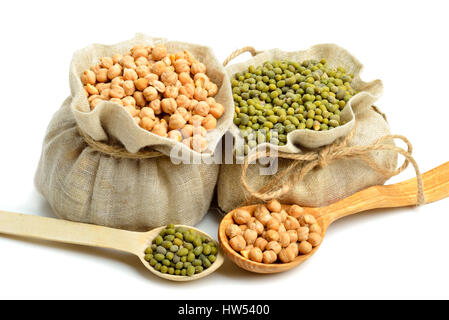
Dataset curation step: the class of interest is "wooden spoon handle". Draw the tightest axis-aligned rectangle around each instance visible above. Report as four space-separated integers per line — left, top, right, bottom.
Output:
0 211 142 255
322 161 449 223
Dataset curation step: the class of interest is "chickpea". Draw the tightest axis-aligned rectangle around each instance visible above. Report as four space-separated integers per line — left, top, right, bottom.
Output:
285 216 300 230
152 44 167 61
265 230 279 242
100 56 114 69
173 59 190 73
109 98 123 106
150 99 162 115
263 250 278 264
164 86 179 99
192 101 210 117
133 91 146 107
308 232 322 247
240 248 251 259
279 243 298 263
95 68 108 83
278 223 287 233
254 205 271 226
88 94 100 102
151 60 167 76
124 105 138 117
288 230 298 243
119 55 136 69
90 64 102 74
123 68 138 81
309 223 322 234
243 229 258 245
161 98 177 114
160 71 178 86
96 83 110 92
90 98 103 109
122 96 136 107
225 224 242 239
135 56 149 67
205 81 218 97
189 99 199 111
112 53 123 64
266 241 282 254
300 214 317 226
248 247 263 263
139 107 155 120
266 199 282 213
239 225 248 232
209 102 225 119
266 218 280 231
297 226 309 242
123 80 135 96
133 117 141 126
247 218 264 235
229 235 246 252
140 117 156 131
179 83 195 98
202 114 217 130
176 107 192 121
143 86 158 102
151 121 168 137
107 64 122 80
168 114 186 130
136 65 150 78
100 88 110 99
132 47 149 59
298 241 313 255
168 130 182 142
134 78 149 91
180 124 194 138
254 237 268 251
191 62 206 74
288 205 304 218
109 85 125 99
151 80 166 93
176 94 191 109
279 210 288 222
279 231 290 248
189 114 204 126
85 84 99 95
178 72 193 85
271 212 282 222
233 209 251 224
193 87 208 101
191 135 207 152
144 73 159 82
111 76 124 87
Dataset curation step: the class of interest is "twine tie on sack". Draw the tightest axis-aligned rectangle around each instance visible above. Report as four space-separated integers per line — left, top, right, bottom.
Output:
240 127 426 206
223 47 263 67
78 127 164 159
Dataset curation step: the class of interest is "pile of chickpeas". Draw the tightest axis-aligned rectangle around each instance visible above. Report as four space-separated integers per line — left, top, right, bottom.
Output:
225 200 322 264
81 44 225 152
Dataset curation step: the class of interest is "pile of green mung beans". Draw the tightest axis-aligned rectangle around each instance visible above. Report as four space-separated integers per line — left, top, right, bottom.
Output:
144 224 218 276
231 59 357 154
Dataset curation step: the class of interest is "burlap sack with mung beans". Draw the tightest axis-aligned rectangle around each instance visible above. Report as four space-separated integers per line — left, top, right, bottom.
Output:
35 34 234 230
217 45 397 213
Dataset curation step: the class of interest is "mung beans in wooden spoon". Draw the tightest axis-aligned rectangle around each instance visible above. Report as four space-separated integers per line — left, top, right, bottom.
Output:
0 215 224 282
219 161 449 274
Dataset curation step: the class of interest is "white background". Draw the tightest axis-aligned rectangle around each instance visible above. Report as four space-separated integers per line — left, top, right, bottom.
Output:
0 0 448 300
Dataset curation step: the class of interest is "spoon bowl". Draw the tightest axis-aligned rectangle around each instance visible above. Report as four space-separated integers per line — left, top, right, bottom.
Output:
219 161 449 274
137 225 224 281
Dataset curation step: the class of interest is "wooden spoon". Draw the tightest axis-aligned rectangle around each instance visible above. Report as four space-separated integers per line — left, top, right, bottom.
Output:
0 215 224 281
219 161 449 274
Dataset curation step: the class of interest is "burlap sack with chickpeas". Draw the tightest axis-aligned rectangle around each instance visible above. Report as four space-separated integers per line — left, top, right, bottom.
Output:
217 45 398 213
35 34 234 231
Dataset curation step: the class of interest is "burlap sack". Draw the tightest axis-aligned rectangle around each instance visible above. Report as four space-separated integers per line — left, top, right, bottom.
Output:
35 34 233 230
217 45 398 213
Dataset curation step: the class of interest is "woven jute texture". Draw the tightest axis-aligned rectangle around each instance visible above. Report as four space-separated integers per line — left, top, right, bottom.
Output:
217 44 398 213
35 34 233 230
